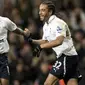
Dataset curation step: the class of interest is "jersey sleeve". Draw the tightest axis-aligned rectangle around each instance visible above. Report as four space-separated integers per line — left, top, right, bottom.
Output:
5 18 17 31
55 23 67 38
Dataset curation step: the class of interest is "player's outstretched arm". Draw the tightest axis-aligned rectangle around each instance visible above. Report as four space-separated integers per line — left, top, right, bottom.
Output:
5 18 30 37
13 28 31 37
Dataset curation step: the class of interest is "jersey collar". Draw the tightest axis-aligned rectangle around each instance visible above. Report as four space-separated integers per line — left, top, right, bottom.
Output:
47 15 55 24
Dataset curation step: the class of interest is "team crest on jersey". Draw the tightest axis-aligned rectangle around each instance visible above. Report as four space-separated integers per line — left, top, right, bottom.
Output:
57 26 62 33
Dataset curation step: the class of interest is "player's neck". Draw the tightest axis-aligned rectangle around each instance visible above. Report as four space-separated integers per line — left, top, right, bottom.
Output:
45 15 51 24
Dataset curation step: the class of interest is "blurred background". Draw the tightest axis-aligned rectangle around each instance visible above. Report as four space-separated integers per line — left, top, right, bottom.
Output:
0 0 85 85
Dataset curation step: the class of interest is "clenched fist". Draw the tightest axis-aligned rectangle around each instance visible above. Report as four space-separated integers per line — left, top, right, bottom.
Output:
24 28 31 37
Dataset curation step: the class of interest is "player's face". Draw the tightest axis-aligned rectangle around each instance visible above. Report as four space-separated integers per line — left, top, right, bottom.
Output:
39 4 50 21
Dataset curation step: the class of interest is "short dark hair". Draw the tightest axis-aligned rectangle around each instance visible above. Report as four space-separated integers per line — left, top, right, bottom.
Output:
41 1 55 15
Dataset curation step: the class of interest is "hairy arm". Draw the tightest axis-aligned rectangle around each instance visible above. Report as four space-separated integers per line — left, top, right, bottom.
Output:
40 36 64 49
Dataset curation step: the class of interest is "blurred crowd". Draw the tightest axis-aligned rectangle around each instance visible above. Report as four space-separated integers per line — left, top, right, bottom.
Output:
1 0 85 85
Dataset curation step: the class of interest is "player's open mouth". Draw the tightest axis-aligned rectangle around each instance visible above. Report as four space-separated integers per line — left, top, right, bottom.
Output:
40 16 44 19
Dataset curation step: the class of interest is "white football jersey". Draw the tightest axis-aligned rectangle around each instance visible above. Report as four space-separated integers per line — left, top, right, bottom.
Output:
0 16 17 53
42 15 77 58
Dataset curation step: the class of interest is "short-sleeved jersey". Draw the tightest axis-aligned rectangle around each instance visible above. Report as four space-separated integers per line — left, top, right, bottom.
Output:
42 15 77 58
0 16 17 53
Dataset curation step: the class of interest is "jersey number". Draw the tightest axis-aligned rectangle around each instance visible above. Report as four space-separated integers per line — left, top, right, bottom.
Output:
53 61 62 69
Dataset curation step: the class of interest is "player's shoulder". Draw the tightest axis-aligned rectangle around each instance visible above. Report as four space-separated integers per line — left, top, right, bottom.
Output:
55 16 67 26
0 16 12 24
0 16 9 20
0 16 11 25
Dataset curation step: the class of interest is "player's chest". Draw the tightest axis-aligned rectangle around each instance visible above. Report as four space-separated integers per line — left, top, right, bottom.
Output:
43 25 56 41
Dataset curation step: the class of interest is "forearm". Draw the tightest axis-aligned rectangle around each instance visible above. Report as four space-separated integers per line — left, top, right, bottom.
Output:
13 27 25 36
40 36 64 49
40 40 61 49
32 39 48 45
